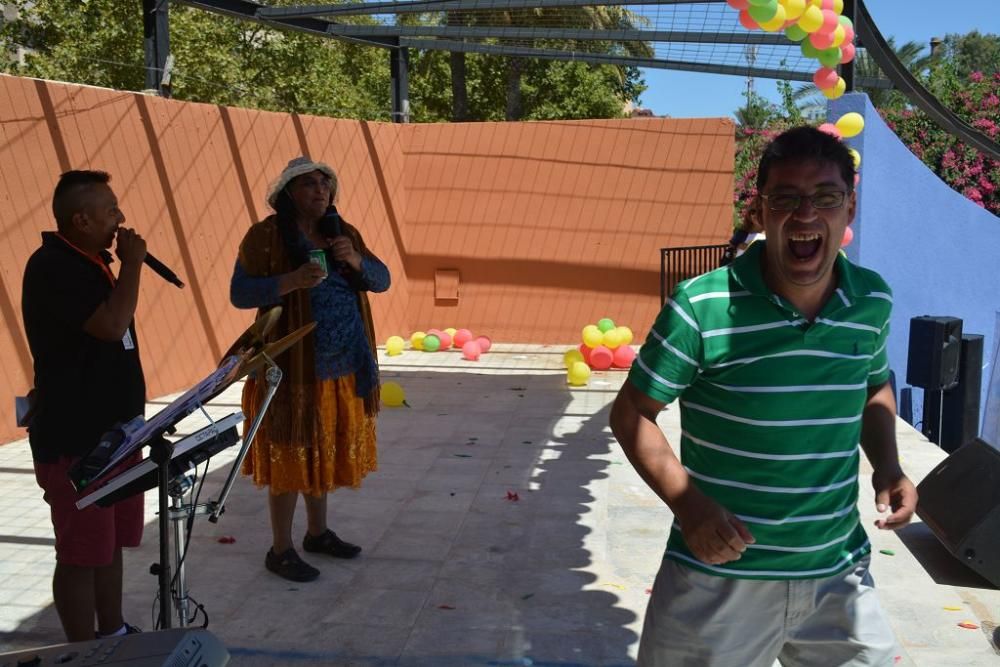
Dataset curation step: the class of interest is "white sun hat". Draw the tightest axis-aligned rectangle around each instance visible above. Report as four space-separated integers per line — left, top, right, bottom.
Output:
265 156 338 209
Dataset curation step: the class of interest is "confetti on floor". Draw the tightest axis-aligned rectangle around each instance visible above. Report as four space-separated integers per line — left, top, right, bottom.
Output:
943 606 962 611
217 536 236 544
438 604 456 610
879 549 896 556
505 491 520 501
600 582 625 590
958 621 979 630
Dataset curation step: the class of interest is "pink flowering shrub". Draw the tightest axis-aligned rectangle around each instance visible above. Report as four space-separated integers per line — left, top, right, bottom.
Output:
882 70 1000 216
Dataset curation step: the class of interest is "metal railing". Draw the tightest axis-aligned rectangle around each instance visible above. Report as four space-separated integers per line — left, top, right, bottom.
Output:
659 244 728 305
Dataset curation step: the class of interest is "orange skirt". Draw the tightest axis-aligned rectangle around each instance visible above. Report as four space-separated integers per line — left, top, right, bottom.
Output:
241 373 377 496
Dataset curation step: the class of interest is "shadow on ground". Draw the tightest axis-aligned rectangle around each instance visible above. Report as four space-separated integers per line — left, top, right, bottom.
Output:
4 368 642 666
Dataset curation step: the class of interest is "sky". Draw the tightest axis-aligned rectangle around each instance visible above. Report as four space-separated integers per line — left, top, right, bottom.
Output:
637 1 1000 119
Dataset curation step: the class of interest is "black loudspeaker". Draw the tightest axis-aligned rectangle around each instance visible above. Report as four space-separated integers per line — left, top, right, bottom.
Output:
906 316 962 390
916 437 1000 587
924 334 984 453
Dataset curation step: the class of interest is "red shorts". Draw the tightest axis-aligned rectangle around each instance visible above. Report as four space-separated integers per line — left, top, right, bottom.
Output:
34 453 144 567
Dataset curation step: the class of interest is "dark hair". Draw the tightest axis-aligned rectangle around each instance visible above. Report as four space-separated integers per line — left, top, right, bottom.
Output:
52 170 110 231
274 189 309 268
755 126 855 193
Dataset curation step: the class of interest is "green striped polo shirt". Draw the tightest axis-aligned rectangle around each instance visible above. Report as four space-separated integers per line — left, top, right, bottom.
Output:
629 241 892 580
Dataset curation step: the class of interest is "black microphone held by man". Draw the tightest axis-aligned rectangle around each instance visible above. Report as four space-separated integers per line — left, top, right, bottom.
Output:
144 250 185 288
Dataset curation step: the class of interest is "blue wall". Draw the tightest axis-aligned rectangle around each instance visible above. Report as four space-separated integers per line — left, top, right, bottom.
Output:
829 93 1000 434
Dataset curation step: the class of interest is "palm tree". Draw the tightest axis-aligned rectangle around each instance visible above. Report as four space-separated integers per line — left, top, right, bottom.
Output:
794 38 936 113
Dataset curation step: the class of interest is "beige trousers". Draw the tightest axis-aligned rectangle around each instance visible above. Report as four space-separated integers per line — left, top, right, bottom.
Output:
637 557 898 667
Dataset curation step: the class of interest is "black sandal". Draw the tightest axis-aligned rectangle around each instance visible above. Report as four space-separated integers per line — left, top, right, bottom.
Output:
265 547 320 582
303 529 362 559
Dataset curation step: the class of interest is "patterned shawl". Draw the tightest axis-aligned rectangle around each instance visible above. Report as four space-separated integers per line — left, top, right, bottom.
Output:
237 215 381 440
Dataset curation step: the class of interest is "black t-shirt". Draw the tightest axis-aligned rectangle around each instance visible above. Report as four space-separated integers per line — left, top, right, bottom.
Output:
21 232 146 463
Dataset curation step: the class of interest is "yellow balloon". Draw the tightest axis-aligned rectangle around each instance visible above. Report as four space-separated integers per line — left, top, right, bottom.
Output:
833 0 844 12
782 0 806 21
381 381 407 407
582 325 604 348
830 24 846 48
386 335 405 356
821 77 846 99
835 112 865 138
563 348 584 368
410 331 426 350
567 361 591 386
797 5 823 33
616 326 634 345
759 5 787 32
848 148 862 169
602 329 623 350
444 327 457 337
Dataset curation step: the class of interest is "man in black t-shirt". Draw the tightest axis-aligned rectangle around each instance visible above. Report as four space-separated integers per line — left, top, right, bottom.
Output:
21 170 148 642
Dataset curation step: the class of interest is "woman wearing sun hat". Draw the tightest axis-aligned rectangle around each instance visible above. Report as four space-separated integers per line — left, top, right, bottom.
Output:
230 157 390 582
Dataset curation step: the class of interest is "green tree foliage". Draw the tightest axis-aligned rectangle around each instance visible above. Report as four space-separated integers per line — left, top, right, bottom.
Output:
939 31 1000 79
0 0 392 119
1 1 645 123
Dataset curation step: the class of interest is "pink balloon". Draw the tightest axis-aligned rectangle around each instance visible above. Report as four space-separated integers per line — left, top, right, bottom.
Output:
840 42 856 64
436 331 452 350
841 226 854 248
590 345 613 371
817 8 839 34
738 10 758 31
578 343 593 365
854 173 861 186
809 29 836 50
819 0 835 9
427 328 443 338
725 0 749 9
475 335 492 353
453 328 473 348
612 345 637 369
813 67 839 90
462 340 482 360
842 25 855 45
818 122 843 139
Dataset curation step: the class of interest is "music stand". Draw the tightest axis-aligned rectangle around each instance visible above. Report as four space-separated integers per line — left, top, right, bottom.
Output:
73 309 316 629
75 354 250 629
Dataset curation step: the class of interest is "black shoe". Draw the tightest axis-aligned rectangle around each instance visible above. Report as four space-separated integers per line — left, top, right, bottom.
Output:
303 529 362 559
95 622 141 639
265 547 320 582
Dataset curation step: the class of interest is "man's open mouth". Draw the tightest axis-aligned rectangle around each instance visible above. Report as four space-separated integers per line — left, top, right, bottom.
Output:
788 232 823 261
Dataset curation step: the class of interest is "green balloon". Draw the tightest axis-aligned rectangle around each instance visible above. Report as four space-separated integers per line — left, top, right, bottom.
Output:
838 15 854 31
747 0 778 23
747 0 773 5
422 334 441 352
597 318 616 333
801 40 820 60
785 25 808 42
818 47 842 69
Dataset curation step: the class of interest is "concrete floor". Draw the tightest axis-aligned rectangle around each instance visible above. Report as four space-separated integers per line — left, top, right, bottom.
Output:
1 344 998 665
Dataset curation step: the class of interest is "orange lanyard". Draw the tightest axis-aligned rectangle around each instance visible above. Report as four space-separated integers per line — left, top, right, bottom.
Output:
55 233 116 287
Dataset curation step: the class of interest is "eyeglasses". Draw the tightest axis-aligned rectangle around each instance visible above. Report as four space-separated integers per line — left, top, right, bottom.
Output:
760 191 847 211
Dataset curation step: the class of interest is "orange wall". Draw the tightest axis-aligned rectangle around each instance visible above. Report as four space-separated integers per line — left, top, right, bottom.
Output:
399 118 734 341
0 74 733 444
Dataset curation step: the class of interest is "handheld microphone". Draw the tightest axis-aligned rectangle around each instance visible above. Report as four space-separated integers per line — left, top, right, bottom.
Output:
316 206 366 291
317 205 344 240
144 252 185 288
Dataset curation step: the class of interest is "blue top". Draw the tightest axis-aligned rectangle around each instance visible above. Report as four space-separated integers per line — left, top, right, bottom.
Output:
231 231 390 398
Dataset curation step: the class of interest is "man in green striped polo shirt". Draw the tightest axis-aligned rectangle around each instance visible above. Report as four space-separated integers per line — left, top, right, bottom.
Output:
610 126 917 667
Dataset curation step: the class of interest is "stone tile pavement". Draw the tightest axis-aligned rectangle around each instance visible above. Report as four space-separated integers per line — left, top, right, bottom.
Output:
0 344 998 665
